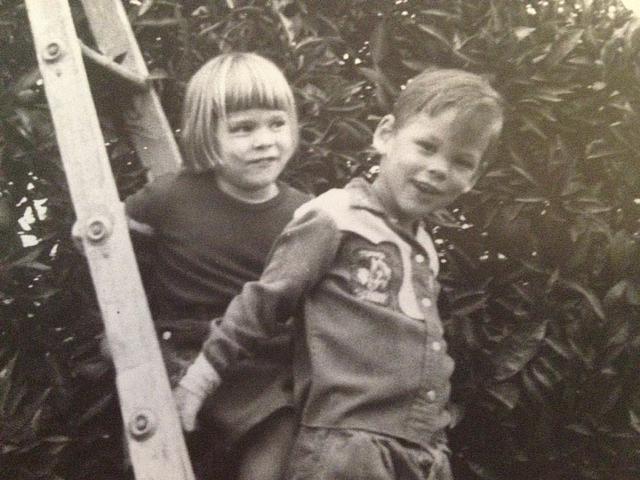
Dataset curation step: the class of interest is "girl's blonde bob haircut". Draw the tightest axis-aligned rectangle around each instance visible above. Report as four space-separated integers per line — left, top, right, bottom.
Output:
180 52 298 172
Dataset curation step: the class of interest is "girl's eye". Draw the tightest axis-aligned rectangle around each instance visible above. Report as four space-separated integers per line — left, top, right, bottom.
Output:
270 118 287 129
229 123 254 134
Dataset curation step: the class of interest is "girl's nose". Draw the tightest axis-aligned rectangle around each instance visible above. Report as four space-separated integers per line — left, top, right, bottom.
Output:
252 127 276 148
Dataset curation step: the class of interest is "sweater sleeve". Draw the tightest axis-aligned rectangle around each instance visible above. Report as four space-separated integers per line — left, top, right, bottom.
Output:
200 203 342 376
124 173 175 228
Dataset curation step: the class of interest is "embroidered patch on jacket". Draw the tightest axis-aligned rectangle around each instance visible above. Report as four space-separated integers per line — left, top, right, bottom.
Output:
351 248 393 305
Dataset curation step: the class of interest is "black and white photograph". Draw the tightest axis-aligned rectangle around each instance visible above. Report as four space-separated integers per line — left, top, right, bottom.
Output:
1 1 639 479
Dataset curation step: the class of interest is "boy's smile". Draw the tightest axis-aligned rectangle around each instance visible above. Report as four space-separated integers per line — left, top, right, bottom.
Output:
372 108 498 230
215 108 295 203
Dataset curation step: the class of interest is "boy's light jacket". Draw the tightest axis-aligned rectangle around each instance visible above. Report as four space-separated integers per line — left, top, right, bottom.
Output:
202 178 455 448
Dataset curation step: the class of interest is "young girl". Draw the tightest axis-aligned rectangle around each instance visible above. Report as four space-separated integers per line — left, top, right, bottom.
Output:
125 52 310 480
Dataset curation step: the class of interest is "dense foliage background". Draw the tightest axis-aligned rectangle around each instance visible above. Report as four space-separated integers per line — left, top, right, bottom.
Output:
1 0 639 479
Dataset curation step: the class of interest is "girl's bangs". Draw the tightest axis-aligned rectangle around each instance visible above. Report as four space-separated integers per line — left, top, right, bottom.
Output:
223 63 293 115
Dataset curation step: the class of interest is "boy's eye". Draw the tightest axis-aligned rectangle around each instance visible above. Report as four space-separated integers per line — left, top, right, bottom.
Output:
454 156 477 170
418 141 437 154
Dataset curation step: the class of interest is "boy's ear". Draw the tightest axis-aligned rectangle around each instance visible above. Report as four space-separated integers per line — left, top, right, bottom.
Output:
372 114 396 154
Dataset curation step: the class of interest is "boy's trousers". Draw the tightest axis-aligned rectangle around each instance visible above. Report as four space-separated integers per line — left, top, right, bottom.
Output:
284 426 453 480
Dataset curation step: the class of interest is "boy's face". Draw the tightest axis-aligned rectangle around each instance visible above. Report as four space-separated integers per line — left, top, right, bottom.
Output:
372 107 497 229
215 108 295 201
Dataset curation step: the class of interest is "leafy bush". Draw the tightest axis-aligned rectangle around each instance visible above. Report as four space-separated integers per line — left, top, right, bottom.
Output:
1 1 639 479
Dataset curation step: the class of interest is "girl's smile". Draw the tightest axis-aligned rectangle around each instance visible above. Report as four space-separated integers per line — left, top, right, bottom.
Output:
214 108 295 203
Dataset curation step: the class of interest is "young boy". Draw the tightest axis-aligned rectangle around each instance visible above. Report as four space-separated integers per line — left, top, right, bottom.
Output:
175 68 504 479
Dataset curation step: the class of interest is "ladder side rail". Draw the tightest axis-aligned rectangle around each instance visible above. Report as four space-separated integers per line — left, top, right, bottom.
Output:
80 0 182 179
25 2 194 479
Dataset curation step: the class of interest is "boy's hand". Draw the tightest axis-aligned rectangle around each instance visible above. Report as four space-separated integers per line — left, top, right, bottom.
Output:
173 353 221 432
173 385 204 432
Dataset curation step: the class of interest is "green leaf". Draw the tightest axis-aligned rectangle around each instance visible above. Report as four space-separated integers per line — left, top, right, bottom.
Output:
0 355 17 416
460 315 481 350
294 36 334 52
77 393 114 426
604 280 632 307
12 107 35 143
134 18 183 28
5 246 45 269
544 29 584 68
561 278 606 320
530 362 554 390
513 26 536 41
324 102 365 113
467 461 500 480
566 423 593 436
564 197 612 214
510 164 538 186
0 196 14 230
451 292 488 317
138 0 155 17
607 231 639 276
486 381 521 409
401 58 431 73
2 386 51 437
11 67 41 94
19 261 51 271
630 409 640 434
597 385 622 417
492 319 548 381
358 67 396 95
536 355 563 382
334 118 371 145
568 337 593 367
369 20 390 67
419 9 460 21
521 368 546 404
520 114 547 139
416 23 452 50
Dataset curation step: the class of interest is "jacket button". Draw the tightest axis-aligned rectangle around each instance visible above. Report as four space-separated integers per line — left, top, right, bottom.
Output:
426 390 437 401
415 254 425 263
431 341 442 352
421 297 432 308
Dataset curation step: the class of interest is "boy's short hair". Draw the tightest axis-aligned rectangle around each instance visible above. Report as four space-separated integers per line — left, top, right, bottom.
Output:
180 52 298 172
393 68 504 168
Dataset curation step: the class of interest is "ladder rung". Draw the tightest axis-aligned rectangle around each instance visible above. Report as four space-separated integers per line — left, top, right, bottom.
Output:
80 41 149 91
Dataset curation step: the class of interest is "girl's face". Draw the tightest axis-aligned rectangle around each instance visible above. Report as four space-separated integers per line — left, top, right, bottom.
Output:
214 108 295 203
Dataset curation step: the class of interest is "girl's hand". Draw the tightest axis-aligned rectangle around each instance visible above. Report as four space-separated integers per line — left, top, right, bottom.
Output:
127 216 155 236
71 221 85 254
173 385 204 432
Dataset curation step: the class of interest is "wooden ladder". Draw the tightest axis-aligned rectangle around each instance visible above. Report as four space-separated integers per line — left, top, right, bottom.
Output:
25 1 194 479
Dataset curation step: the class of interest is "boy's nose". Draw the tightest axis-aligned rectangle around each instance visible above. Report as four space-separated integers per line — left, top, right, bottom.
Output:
426 156 448 182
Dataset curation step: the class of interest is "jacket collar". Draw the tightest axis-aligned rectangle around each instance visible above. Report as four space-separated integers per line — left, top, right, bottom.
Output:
345 178 437 273
345 177 389 217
